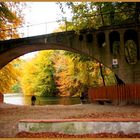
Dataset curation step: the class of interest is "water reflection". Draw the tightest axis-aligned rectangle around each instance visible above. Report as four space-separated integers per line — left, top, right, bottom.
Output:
4 93 81 105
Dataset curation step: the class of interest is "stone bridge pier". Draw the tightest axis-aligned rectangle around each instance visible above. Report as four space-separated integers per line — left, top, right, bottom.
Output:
0 24 140 84
75 24 140 84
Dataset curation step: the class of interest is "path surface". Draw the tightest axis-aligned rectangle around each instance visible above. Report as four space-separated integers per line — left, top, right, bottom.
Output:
0 103 139 138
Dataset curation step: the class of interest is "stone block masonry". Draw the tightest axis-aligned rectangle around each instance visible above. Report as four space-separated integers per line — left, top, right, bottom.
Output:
18 119 140 135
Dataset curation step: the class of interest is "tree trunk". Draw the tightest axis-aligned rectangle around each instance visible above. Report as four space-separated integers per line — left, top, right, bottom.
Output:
99 62 105 86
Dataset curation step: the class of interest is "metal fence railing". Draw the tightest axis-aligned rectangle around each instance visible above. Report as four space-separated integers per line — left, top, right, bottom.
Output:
0 19 69 40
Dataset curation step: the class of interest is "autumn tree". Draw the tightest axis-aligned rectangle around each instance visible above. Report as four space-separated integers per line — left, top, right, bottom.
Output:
0 2 25 39
0 59 21 93
0 2 25 93
53 51 87 96
20 49 116 97
53 50 116 97
21 51 57 96
57 2 138 31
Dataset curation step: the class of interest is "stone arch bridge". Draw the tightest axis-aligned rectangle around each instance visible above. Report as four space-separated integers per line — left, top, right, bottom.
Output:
0 23 140 84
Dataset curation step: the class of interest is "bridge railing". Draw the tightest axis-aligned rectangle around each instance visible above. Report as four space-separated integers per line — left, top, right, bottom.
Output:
0 19 69 40
88 84 140 105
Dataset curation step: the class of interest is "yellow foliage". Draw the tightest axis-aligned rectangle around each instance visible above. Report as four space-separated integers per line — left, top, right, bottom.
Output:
0 2 25 39
0 59 21 93
0 2 25 93
20 50 57 96
20 59 37 95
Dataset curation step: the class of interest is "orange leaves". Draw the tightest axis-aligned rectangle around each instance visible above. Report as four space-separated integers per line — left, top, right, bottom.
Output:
0 2 25 40
0 59 21 93
20 51 57 96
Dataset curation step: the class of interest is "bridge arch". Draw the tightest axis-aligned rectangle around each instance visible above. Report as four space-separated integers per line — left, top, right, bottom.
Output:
124 29 138 64
97 32 105 48
0 42 83 69
124 29 138 44
1 24 140 84
109 31 120 55
86 33 93 43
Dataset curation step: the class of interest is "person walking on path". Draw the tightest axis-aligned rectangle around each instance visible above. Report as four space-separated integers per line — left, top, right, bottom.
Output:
80 92 85 104
31 95 36 106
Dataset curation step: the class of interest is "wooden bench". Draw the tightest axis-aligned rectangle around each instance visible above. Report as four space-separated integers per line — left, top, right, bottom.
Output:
94 99 112 105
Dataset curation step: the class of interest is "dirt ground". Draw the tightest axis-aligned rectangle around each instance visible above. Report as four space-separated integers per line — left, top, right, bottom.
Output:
0 102 139 138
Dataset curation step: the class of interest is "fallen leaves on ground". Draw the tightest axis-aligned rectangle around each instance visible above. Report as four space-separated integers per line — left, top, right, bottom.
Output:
16 131 140 138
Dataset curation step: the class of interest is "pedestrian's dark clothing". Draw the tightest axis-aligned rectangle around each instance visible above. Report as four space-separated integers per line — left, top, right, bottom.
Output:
80 96 84 100
31 95 36 106
80 92 85 104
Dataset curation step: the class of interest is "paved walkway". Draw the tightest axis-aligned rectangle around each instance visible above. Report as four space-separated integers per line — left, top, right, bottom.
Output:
0 103 139 137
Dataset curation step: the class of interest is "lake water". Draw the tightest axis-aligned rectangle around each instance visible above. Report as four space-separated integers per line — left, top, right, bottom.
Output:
4 93 81 105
